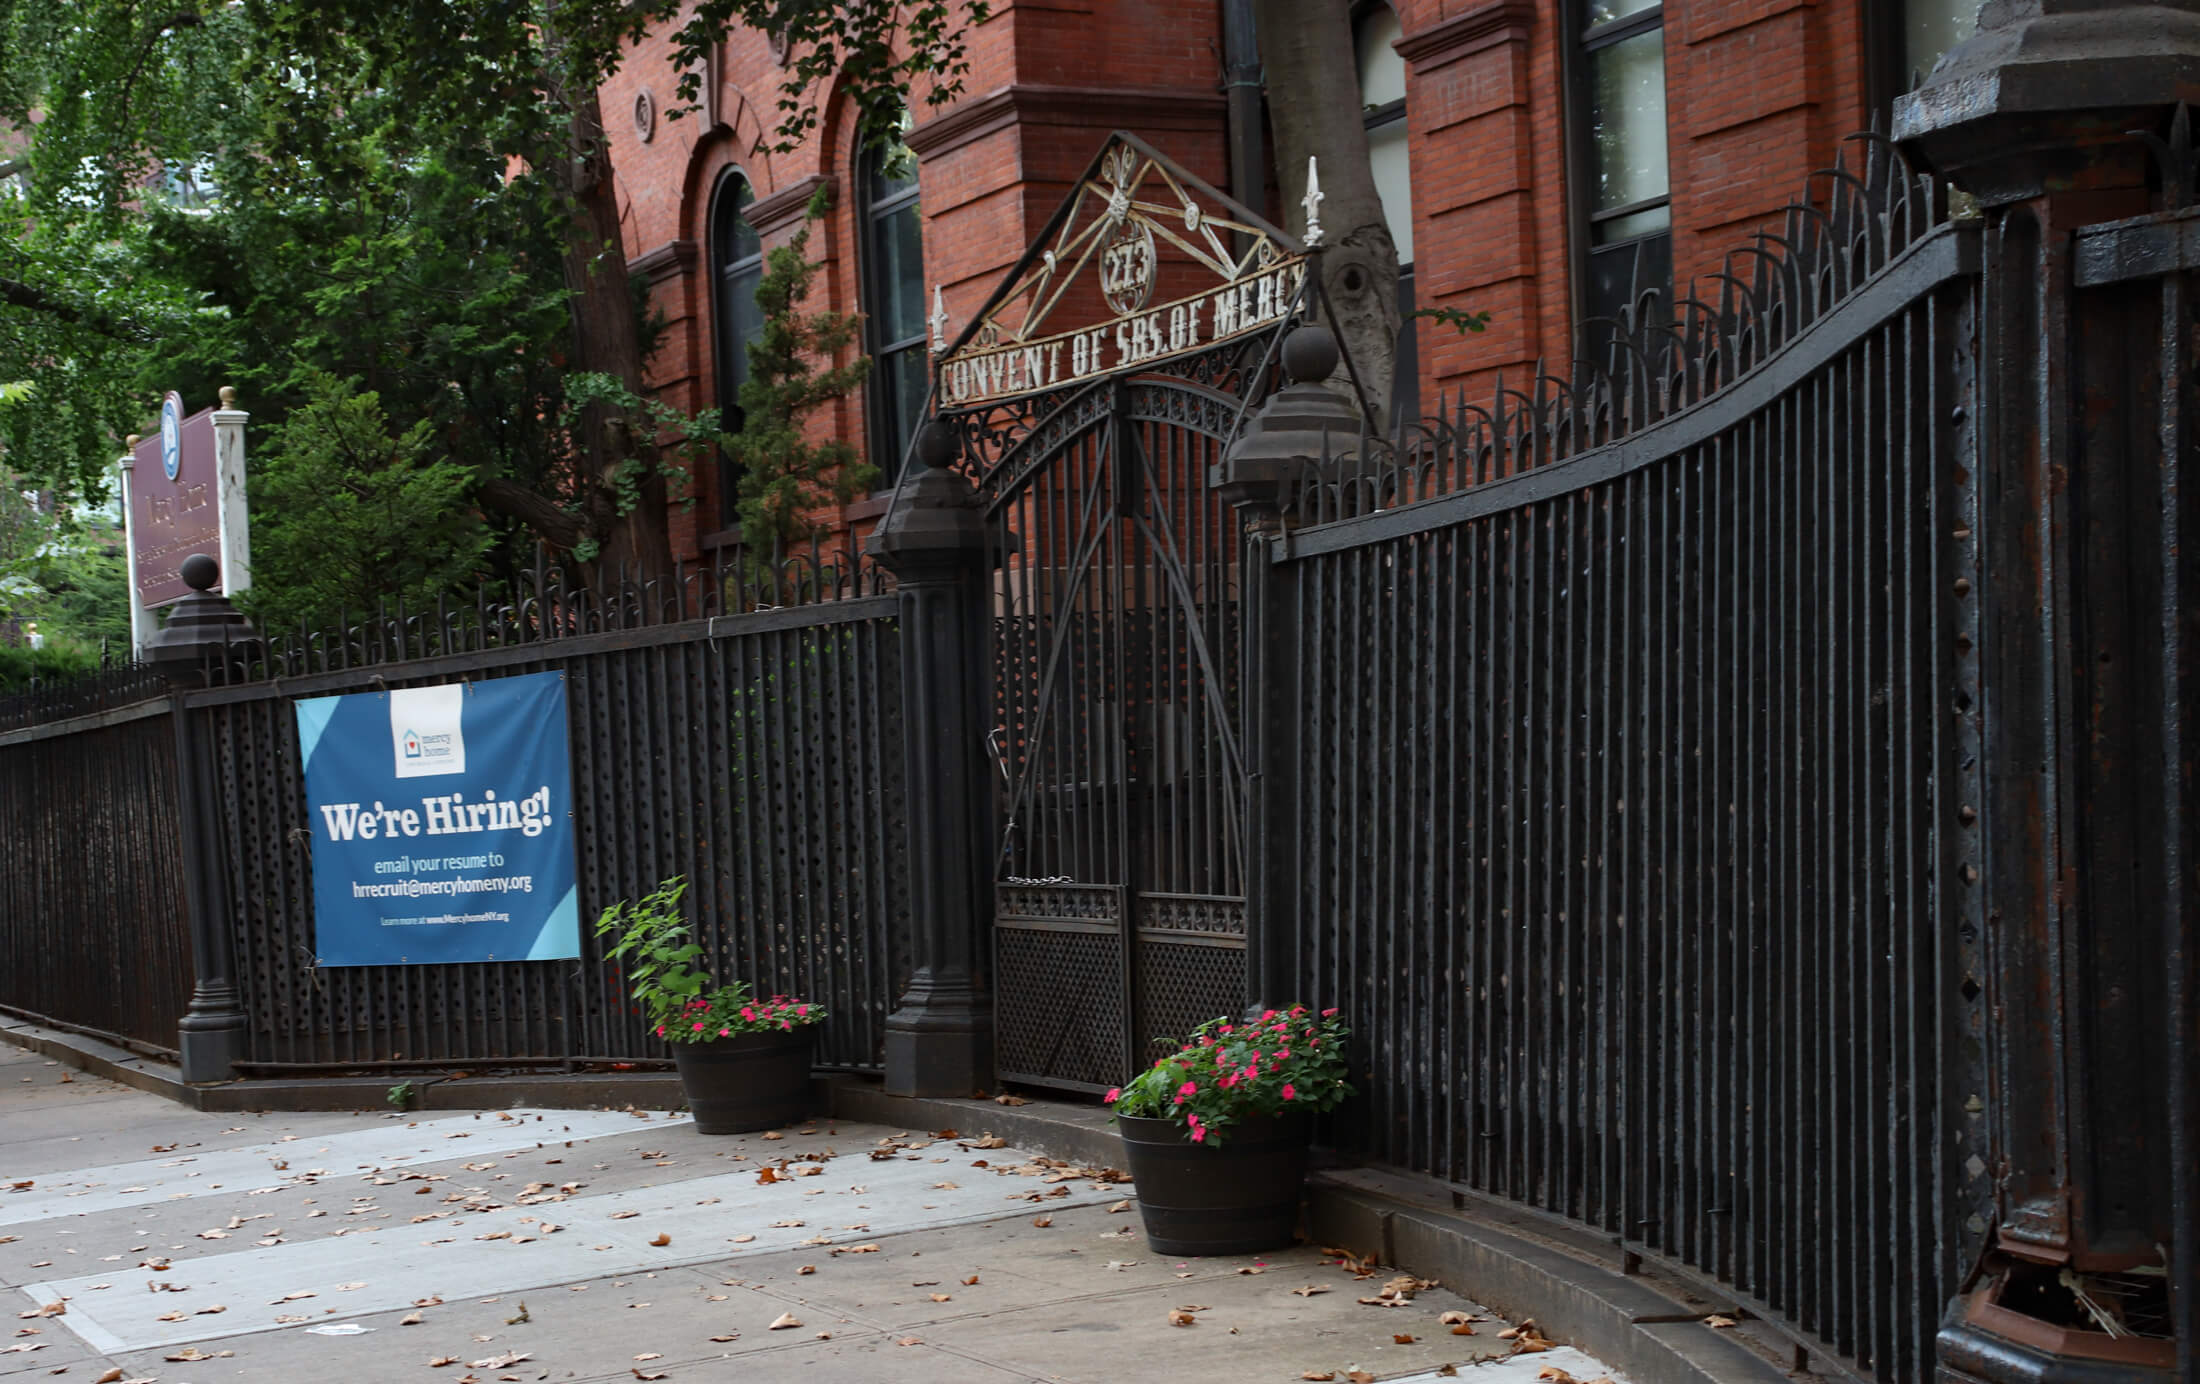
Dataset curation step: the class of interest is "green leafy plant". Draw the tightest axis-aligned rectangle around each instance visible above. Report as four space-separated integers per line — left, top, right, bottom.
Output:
1107 1006 1353 1146
1409 305 1492 336
386 1080 417 1109
593 876 825 1043
723 184 875 568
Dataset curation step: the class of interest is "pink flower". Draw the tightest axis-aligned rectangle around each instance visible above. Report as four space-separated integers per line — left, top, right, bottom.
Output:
780 1020 793 1030
719 1028 731 1037
1282 1083 1297 1101
1321 1007 1338 1017
654 1025 665 1036
1243 1064 1259 1081
1262 1009 1277 1021
1178 1080 1198 1098
796 1005 809 1017
1105 1087 1121 1103
1189 1123 1207 1143
741 1007 756 1022
1274 1049 1291 1060
692 1021 706 1031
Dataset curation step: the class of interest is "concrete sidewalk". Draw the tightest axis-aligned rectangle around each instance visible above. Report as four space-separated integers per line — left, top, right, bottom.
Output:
1 1044 1624 1384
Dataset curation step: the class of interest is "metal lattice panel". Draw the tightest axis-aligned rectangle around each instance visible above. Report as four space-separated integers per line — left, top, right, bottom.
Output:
994 924 1125 1091
1133 936 1246 1066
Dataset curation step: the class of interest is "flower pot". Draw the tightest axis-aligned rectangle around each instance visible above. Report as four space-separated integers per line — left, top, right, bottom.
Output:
670 1027 816 1134
1116 1112 1312 1256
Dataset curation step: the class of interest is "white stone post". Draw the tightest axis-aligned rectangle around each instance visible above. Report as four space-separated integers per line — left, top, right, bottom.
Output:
211 385 250 597
117 440 153 662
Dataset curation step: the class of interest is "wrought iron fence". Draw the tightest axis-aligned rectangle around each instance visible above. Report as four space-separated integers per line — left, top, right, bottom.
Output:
183 544 910 1074
1263 137 1986 1381
0 701 192 1054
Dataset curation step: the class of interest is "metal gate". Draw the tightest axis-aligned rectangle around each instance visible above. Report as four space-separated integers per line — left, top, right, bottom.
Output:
929 135 1305 1090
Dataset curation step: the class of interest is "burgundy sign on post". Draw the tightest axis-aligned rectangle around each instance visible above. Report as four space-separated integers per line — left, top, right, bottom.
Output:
129 392 220 607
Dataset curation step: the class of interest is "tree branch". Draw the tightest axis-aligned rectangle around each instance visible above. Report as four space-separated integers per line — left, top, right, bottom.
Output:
0 276 144 339
476 474 588 551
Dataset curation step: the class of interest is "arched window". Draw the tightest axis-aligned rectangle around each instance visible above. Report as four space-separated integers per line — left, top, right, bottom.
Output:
1355 4 1419 429
859 112 927 484
710 170 764 530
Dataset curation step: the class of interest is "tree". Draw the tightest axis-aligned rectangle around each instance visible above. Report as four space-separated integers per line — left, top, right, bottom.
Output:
726 189 875 563
1255 0 1402 431
241 374 492 636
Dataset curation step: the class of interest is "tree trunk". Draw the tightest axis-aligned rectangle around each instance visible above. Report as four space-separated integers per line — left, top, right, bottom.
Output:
550 81 675 578
1255 0 1400 433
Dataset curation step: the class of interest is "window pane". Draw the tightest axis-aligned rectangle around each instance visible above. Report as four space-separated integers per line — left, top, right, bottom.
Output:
872 202 927 346
714 176 759 266
875 344 929 485
1585 27 1668 233
1904 0 1979 84
1366 118 1414 264
1584 0 1657 31
1354 7 1406 109
718 263 764 431
867 109 920 203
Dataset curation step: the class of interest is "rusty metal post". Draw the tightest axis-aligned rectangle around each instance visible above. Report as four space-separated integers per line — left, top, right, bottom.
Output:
867 423 996 1097
1898 5 2200 1378
145 554 258 1084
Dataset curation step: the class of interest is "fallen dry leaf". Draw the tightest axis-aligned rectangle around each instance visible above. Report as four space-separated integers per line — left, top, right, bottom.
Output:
962 1273 981 1286
797 1265 815 1276
760 1131 784 1140
929 1293 952 1303
632 1371 667 1381
994 1094 1027 1106
756 1167 780 1185
649 1233 671 1247
428 1358 459 1368
400 1312 423 1326
94 1369 124 1383
1704 1315 1737 1329
897 1336 923 1346
1347 1372 1375 1384
1168 1309 1197 1327
1394 1333 1417 1344
194 1304 226 1316
633 1354 662 1362
1236 1266 1266 1276
708 1333 738 1343
732 1234 755 1243
1031 1215 1053 1228
1536 1369 1581 1384
768 1311 802 1331
1301 1374 1337 1382
1293 1285 1330 1298
1107 1199 1131 1213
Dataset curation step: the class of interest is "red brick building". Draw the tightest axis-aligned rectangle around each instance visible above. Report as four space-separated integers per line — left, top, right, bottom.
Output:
597 0 1980 562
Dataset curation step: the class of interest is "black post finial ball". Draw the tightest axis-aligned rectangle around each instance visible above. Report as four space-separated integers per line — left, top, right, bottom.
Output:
913 419 960 473
1281 326 1340 385
179 553 220 592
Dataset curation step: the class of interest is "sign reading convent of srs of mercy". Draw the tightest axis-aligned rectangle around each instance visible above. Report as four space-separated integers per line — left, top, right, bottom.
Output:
934 139 1307 409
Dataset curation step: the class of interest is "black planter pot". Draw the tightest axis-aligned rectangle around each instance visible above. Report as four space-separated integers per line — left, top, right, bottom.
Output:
1116 1112 1313 1256
670 1027 816 1134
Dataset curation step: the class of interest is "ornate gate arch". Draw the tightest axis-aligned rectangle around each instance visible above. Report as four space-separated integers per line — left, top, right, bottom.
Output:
928 135 1308 1091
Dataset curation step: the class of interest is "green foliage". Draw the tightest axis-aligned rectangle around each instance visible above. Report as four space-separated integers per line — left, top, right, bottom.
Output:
1409 305 1492 336
727 188 875 563
593 876 825 1044
385 1080 417 1110
239 374 491 635
1107 1007 1353 1146
0 637 100 693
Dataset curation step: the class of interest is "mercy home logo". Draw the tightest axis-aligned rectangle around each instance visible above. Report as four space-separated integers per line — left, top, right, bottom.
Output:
389 685 467 779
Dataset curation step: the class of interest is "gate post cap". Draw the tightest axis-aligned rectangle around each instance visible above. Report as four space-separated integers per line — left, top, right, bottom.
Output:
1218 329 1364 512
146 555 259 683
1893 0 2200 205
867 424 988 568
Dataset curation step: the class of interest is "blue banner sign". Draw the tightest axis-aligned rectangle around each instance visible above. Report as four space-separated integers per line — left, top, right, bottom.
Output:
295 671 580 967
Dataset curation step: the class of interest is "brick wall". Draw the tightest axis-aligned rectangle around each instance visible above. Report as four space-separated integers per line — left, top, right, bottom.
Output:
599 0 1886 556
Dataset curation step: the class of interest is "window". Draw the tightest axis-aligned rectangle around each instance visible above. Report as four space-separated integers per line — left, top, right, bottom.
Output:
860 112 927 485
1872 0 1982 109
1568 0 1672 352
1355 3 1420 431
709 171 764 530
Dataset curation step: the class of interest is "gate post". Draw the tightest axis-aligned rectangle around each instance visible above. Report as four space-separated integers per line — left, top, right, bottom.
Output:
145 554 257 1084
1899 5 2200 1378
1219 327 1362 1008
868 423 996 1097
